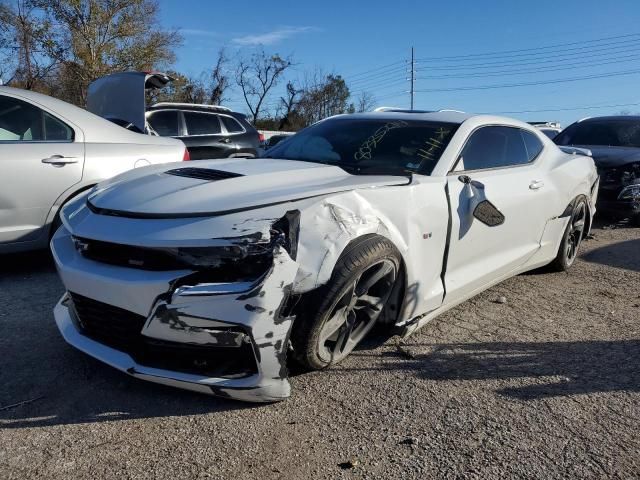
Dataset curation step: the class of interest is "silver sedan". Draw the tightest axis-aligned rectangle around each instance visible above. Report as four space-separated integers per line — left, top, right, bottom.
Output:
0 86 188 254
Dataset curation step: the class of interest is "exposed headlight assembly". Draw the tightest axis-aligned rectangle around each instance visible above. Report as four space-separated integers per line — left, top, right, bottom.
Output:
618 184 640 200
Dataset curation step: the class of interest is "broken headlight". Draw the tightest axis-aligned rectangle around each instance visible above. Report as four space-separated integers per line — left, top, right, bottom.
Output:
620 162 640 186
619 184 640 200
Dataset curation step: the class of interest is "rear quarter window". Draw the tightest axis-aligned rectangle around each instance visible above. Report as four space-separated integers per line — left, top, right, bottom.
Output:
221 115 244 133
521 130 544 162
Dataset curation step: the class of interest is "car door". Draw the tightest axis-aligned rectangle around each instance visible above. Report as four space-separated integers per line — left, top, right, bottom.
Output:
180 111 230 160
443 125 553 304
0 94 84 244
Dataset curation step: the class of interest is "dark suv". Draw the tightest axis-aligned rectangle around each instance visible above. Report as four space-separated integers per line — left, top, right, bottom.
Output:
146 103 261 160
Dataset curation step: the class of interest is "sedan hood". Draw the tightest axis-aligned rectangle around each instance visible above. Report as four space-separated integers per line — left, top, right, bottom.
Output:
87 158 409 218
572 145 640 168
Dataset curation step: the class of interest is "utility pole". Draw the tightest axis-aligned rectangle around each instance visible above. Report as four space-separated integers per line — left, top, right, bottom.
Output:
410 47 415 110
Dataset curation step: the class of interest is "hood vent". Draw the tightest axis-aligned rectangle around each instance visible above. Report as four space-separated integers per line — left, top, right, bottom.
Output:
165 167 243 181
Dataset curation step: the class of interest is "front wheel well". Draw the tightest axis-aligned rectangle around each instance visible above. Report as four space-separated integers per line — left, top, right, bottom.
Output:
287 234 408 328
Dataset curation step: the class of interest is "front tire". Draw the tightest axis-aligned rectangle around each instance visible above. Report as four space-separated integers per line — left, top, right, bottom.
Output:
549 197 587 271
291 236 401 370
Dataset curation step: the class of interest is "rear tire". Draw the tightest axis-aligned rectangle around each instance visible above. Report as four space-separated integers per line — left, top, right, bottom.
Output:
549 197 587 272
291 236 401 371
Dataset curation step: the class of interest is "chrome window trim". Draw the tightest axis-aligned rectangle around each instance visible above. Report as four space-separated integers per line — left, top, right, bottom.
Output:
181 109 224 137
0 139 75 144
147 108 247 137
218 114 247 136
0 94 76 143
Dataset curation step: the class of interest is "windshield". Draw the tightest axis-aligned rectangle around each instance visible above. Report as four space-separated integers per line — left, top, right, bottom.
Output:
555 120 640 148
263 117 458 176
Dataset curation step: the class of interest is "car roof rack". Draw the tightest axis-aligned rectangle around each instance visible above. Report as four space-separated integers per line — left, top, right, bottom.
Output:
528 121 561 128
373 106 435 113
150 102 232 112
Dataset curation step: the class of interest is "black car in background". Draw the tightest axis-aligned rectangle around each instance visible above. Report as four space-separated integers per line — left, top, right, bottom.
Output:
146 103 262 160
555 116 640 224
262 133 293 150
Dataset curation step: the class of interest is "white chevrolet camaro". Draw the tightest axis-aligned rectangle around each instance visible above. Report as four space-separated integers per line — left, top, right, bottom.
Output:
51 110 599 402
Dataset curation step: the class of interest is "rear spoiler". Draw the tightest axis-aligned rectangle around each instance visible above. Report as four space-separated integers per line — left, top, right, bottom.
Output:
558 146 592 157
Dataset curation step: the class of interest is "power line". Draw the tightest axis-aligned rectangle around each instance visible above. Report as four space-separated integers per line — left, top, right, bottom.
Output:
415 40 640 71
416 52 640 80
415 31 640 62
485 101 640 115
414 68 640 93
344 60 405 80
349 78 407 94
348 68 406 88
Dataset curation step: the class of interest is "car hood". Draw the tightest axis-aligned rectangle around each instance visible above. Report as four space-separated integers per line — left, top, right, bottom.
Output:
570 145 640 168
87 158 410 218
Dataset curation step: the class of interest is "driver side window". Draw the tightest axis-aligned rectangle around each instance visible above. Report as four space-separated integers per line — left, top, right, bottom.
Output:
457 126 534 171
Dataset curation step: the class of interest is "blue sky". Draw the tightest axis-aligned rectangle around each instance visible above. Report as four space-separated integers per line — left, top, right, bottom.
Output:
159 0 640 126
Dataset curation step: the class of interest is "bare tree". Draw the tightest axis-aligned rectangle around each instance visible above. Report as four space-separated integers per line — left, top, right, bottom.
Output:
235 49 292 123
278 81 300 130
295 72 350 126
355 91 376 112
209 48 229 105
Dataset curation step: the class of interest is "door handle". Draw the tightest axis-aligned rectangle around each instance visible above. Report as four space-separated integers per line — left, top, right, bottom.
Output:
42 155 79 165
219 138 231 144
529 180 544 190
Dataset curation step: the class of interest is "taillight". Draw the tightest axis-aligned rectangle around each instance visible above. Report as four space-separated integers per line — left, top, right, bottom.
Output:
182 148 190 161
258 133 265 143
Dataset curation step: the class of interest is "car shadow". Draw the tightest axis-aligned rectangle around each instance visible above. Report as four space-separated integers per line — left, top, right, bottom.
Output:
367 339 640 400
582 238 640 272
0 345 259 430
0 249 56 275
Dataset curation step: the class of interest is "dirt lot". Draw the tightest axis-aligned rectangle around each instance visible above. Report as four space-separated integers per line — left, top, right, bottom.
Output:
1 223 639 479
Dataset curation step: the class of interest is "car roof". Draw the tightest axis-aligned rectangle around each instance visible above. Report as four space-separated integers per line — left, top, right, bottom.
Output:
578 115 640 123
339 110 475 124
328 110 539 132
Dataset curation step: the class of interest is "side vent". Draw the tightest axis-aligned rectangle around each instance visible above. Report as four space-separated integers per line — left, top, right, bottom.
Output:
165 167 243 181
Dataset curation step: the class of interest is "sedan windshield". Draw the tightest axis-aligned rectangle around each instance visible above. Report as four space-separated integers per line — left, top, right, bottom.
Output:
555 119 640 148
263 118 458 176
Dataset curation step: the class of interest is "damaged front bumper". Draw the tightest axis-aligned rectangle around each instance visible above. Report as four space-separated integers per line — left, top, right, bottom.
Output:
51 226 299 402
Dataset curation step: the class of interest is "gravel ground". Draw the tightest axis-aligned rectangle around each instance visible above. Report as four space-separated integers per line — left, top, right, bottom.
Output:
0 223 639 479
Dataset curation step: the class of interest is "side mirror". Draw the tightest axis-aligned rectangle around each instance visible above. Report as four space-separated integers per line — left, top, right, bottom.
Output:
457 175 504 227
